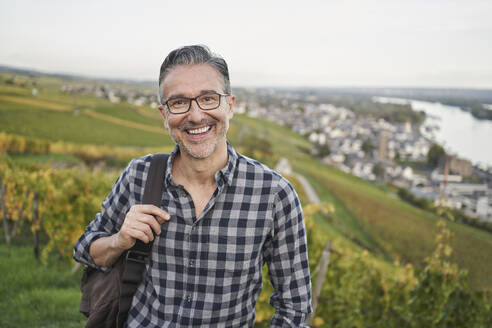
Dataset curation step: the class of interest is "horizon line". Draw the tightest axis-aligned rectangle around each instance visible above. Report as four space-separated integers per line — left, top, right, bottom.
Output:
1 63 492 92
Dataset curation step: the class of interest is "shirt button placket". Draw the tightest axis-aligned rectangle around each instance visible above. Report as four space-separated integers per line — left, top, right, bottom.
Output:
185 224 196 309
189 226 196 270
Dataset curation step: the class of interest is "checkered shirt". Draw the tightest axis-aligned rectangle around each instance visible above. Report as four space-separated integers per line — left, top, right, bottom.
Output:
73 142 312 327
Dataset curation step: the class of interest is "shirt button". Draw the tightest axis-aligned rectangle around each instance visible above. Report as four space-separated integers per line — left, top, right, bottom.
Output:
186 295 192 302
189 260 195 267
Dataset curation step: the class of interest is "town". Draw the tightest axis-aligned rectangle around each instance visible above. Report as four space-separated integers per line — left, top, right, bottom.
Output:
61 83 492 223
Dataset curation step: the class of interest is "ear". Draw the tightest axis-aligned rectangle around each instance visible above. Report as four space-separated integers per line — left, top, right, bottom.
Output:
158 105 169 129
227 95 235 120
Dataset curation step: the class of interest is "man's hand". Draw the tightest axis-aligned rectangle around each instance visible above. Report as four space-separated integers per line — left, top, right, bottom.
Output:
90 205 170 267
115 204 171 250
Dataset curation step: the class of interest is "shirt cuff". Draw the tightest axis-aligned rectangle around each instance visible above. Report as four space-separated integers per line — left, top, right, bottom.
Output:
270 308 309 327
73 231 112 272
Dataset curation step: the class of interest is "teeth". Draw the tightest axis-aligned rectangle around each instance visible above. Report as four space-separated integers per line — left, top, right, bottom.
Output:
188 126 211 135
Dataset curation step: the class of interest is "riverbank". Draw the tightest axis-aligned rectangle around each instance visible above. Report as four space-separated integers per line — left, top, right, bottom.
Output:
374 97 492 168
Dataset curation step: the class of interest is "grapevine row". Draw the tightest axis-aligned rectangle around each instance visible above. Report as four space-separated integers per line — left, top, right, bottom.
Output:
0 159 490 327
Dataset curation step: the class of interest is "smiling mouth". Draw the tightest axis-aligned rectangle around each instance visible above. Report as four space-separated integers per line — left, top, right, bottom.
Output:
186 125 212 135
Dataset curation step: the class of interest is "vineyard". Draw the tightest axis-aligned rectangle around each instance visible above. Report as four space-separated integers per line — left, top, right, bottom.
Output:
1 72 492 327
1 159 491 327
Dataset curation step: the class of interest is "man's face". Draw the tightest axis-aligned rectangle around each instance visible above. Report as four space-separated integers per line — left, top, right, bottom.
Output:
158 64 234 160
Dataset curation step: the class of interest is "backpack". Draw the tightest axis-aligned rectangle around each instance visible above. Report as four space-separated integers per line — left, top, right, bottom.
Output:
79 153 169 328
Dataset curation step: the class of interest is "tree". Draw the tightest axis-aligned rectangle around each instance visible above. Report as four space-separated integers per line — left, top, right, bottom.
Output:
395 151 401 162
372 163 384 179
362 139 375 158
427 143 446 168
317 144 331 157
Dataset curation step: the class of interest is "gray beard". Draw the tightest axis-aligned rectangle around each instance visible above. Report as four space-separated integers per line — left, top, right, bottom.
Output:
175 137 219 159
166 116 229 159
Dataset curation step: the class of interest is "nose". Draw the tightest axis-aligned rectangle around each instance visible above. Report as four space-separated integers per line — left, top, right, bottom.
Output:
187 99 206 121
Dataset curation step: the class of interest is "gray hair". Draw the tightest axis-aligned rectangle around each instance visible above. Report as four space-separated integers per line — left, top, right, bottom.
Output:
158 45 231 103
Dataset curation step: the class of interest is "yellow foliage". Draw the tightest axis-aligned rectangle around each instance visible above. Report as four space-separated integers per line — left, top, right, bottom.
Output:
0 95 70 111
313 316 325 326
303 203 334 217
0 132 50 155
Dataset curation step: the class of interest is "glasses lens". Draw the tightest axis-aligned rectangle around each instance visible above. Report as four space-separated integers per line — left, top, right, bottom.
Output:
168 98 190 112
197 93 220 110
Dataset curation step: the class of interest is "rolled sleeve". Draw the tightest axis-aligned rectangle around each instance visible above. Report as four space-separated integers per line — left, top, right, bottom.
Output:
266 179 312 327
73 220 112 271
73 159 136 272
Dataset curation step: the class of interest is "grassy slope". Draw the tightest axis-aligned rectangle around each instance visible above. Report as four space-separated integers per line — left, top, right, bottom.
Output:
230 114 492 290
0 82 171 148
2 75 492 290
0 245 85 328
292 157 492 290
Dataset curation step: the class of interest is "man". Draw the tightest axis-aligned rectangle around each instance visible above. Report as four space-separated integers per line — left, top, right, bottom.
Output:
74 45 312 327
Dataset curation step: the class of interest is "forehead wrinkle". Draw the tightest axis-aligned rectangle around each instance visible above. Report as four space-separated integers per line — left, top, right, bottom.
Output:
161 64 225 100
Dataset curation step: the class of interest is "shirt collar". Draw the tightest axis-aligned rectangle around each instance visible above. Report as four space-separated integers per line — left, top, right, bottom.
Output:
218 141 238 187
164 140 238 188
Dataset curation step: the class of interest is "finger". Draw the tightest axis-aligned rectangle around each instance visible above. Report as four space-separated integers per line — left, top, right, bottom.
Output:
124 211 161 236
130 221 155 242
143 204 171 222
132 204 171 223
135 214 162 235
127 227 151 244
118 222 153 247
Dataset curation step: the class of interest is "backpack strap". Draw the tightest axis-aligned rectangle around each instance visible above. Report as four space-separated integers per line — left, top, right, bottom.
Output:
117 153 169 327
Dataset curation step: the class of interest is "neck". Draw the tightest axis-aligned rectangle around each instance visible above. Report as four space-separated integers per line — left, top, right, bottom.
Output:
174 141 229 187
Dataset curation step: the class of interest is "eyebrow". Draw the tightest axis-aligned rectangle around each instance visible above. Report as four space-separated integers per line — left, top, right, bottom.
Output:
166 89 219 100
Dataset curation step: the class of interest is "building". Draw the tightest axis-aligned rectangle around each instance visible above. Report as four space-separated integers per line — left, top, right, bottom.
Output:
378 131 389 162
440 155 473 177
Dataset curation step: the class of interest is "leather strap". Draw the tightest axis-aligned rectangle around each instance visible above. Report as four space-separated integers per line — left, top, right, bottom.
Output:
117 153 169 328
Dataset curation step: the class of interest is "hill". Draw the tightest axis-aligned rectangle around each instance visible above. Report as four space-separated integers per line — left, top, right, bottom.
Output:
228 111 492 290
1 71 492 293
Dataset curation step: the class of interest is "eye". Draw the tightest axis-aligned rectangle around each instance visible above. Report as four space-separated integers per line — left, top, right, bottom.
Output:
168 98 187 107
199 93 219 104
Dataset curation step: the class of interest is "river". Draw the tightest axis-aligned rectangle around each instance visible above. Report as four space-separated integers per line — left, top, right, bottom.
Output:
373 97 492 167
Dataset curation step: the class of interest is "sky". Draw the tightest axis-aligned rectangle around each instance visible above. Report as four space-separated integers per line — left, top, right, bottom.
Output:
1 0 491 88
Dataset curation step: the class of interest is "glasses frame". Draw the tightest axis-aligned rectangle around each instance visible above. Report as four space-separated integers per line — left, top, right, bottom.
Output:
163 91 230 114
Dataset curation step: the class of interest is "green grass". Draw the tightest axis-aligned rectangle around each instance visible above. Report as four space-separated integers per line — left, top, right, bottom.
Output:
91 102 162 127
2 74 492 292
0 83 172 147
301 170 388 256
0 84 33 97
292 157 492 290
232 112 492 290
231 114 311 155
0 106 170 147
0 245 85 328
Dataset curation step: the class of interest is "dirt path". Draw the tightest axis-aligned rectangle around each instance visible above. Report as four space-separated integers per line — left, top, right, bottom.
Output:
275 158 321 204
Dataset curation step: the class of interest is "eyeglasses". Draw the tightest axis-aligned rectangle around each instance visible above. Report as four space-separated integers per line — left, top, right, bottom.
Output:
163 91 230 114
